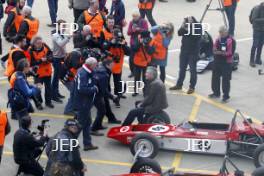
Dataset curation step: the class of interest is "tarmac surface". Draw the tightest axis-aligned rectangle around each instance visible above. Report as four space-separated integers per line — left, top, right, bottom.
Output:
0 0 264 175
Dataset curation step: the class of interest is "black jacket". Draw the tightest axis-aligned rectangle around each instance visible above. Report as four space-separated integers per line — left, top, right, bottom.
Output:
249 4 264 32
178 23 202 55
13 128 47 164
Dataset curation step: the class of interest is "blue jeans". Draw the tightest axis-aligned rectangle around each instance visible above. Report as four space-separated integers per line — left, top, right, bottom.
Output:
47 0 58 24
27 0 34 7
250 30 264 64
77 110 92 146
51 57 63 98
225 2 237 36
63 81 74 114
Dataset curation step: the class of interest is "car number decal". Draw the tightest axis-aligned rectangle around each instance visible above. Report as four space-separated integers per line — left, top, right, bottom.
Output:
120 126 130 133
148 125 170 133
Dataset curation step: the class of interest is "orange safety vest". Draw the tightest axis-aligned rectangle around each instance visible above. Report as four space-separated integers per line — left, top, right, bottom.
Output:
24 18 39 40
0 111 8 146
138 1 154 10
10 8 24 32
9 72 17 88
152 32 167 60
4 48 24 77
31 46 52 78
83 11 104 38
224 0 239 7
103 29 113 41
110 47 125 74
134 46 152 67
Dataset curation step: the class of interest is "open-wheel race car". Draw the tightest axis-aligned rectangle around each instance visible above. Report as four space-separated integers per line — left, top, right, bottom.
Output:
107 110 264 168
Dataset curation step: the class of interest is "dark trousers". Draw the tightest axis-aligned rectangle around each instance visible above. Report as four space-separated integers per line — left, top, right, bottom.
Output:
139 9 157 27
0 146 2 164
134 65 146 93
47 0 58 24
211 61 232 98
250 30 264 64
92 96 106 131
64 81 74 114
122 107 145 126
35 76 52 104
225 2 237 36
104 97 117 122
18 160 44 176
52 57 63 98
77 110 92 146
113 73 122 96
73 9 85 23
153 65 166 82
176 53 197 89
129 51 135 75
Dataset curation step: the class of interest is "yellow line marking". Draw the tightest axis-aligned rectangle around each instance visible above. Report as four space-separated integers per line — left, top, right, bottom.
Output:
188 98 202 122
175 168 218 174
171 153 183 172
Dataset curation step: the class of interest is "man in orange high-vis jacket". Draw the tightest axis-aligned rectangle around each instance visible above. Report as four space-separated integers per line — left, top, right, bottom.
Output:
0 110 11 164
138 0 157 26
224 0 239 36
77 0 106 38
18 6 39 45
3 0 25 42
29 36 55 109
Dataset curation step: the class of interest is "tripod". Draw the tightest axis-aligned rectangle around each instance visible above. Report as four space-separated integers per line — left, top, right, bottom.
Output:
200 0 228 27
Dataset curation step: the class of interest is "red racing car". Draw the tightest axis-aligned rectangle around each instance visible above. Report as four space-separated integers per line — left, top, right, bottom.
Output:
108 110 264 168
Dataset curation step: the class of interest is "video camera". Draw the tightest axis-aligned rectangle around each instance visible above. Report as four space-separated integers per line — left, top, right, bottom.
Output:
27 65 39 78
140 30 152 46
111 28 125 46
37 119 50 135
81 48 116 63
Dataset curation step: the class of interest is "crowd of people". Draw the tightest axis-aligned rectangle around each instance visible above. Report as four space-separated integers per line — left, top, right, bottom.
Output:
0 0 263 175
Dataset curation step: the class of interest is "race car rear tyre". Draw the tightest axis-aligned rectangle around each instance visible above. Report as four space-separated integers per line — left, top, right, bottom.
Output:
253 144 264 167
130 158 162 174
130 133 159 158
146 111 171 124
252 167 264 176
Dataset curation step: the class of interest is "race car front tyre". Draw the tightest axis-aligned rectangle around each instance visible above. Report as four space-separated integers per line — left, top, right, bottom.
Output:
253 144 264 168
146 111 171 124
130 157 162 174
130 133 159 158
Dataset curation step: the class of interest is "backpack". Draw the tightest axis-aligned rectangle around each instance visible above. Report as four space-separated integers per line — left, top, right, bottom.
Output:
7 88 27 110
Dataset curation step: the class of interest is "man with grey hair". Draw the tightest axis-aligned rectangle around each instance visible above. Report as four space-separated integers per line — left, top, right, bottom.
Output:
122 66 168 126
73 25 98 49
209 25 234 103
18 5 39 45
73 57 99 151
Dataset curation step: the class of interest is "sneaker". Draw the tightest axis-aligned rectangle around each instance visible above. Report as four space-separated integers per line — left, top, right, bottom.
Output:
58 93 65 99
108 120 122 124
169 85 182 91
222 97 230 103
132 93 138 97
208 93 220 99
90 130 104 136
83 145 99 151
128 74 134 78
46 103 54 108
250 62 256 67
187 88 195 94
47 23 56 27
97 126 108 130
52 97 63 103
36 104 44 110
115 101 121 108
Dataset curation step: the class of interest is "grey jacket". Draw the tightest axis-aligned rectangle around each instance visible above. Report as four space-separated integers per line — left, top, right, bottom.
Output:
51 32 70 58
141 79 168 114
68 0 90 10
249 4 264 32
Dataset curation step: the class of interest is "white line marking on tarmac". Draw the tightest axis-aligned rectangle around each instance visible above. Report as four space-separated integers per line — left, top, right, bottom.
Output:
0 76 7 81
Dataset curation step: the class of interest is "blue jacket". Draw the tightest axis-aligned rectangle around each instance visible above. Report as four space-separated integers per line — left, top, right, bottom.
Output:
73 65 98 111
110 0 125 26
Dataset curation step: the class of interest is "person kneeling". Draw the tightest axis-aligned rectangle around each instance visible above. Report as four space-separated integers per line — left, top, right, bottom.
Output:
122 66 168 126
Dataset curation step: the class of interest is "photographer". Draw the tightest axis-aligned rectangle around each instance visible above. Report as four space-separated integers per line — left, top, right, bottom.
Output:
8 59 40 122
107 27 130 107
170 16 202 94
132 30 155 97
13 115 48 176
127 11 148 78
73 25 101 49
91 59 121 135
45 119 87 176
138 0 156 27
61 49 84 115
29 36 54 109
150 22 174 83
